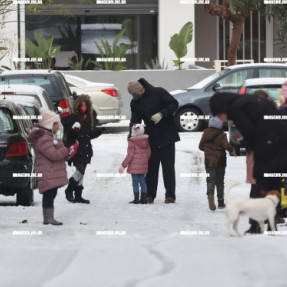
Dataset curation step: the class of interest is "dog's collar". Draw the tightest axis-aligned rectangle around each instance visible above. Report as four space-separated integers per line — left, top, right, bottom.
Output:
267 197 276 205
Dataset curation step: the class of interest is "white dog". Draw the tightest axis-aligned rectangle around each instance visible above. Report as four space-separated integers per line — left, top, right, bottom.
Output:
224 182 281 237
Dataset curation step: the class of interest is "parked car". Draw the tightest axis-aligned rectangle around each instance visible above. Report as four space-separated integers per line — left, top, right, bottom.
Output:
63 74 122 125
171 64 287 131
0 100 36 206
0 70 74 118
229 77 287 155
0 85 56 113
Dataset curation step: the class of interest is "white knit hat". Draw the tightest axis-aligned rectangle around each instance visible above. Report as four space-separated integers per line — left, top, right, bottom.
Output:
131 124 145 137
38 107 60 131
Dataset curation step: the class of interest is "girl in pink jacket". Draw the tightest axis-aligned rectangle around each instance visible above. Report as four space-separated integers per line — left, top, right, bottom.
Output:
29 108 78 226
119 124 151 204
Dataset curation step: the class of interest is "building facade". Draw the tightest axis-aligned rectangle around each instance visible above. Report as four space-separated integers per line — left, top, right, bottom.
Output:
1 0 286 70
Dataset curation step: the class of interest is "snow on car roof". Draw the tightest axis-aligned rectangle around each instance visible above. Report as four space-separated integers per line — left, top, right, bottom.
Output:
64 73 114 88
0 84 44 93
244 77 287 86
0 70 57 75
227 63 287 70
0 95 39 107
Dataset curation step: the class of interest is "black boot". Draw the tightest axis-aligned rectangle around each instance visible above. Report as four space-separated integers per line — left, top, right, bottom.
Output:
139 192 147 204
275 217 285 224
129 193 139 204
74 186 90 204
65 177 78 202
218 199 226 209
244 219 261 235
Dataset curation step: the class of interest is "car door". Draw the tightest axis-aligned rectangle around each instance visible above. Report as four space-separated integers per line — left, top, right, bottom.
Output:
213 68 256 93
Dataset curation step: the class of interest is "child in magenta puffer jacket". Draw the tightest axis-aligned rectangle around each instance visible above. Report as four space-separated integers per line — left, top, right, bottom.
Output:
119 124 151 204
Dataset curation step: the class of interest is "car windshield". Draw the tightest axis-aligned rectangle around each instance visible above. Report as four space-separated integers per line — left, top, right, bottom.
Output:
188 69 229 89
0 75 61 99
0 109 14 133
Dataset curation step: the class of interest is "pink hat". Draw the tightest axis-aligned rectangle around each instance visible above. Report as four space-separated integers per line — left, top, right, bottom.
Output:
38 108 60 131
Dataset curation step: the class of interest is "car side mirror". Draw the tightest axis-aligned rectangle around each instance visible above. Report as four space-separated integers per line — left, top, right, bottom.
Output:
212 83 221 91
57 107 63 115
72 91 77 100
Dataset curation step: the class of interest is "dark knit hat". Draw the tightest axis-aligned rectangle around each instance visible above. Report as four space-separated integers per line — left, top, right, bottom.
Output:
128 81 144 95
210 92 237 115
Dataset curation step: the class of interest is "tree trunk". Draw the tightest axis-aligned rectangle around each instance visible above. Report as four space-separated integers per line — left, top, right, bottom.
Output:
227 16 245 66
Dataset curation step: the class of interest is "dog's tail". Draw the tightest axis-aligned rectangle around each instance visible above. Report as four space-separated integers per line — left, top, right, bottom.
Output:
224 181 241 203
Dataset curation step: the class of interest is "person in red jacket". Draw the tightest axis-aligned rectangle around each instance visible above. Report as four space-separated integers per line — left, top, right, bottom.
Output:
28 108 78 226
119 124 151 204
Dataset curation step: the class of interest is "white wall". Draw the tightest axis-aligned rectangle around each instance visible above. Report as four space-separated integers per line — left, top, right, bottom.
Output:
158 0 195 70
0 5 18 70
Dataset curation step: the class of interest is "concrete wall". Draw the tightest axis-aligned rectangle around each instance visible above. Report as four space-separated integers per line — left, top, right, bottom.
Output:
65 69 215 119
158 0 195 70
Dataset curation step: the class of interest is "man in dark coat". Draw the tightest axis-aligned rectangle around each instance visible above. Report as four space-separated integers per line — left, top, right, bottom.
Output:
62 94 106 204
210 92 287 232
128 78 180 203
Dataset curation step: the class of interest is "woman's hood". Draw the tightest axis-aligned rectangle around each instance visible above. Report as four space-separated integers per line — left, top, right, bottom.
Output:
210 92 238 116
138 78 154 94
73 94 93 115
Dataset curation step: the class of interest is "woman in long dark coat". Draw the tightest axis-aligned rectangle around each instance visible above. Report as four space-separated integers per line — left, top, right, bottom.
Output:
210 92 287 232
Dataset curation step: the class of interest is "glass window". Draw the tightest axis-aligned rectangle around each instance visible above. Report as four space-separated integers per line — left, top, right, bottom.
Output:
247 86 282 105
258 69 287 78
24 106 36 116
25 13 158 70
42 92 55 111
0 109 14 133
0 75 61 99
216 69 255 90
16 106 32 134
26 15 79 52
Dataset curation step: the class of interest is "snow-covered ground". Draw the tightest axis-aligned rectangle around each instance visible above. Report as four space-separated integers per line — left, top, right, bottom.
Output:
0 132 287 287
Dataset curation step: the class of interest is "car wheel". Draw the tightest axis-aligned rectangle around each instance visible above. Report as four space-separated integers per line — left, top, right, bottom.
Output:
16 181 33 206
93 110 99 127
175 107 203 132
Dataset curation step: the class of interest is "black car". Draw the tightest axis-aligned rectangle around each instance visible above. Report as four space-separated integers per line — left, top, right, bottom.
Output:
0 100 36 206
0 70 75 118
172 64 287 131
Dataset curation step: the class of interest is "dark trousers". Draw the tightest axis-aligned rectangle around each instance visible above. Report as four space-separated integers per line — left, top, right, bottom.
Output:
146 143 176 199
205 165 226 200
251 177 282 217
74 162 87 176
42 188 58 208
